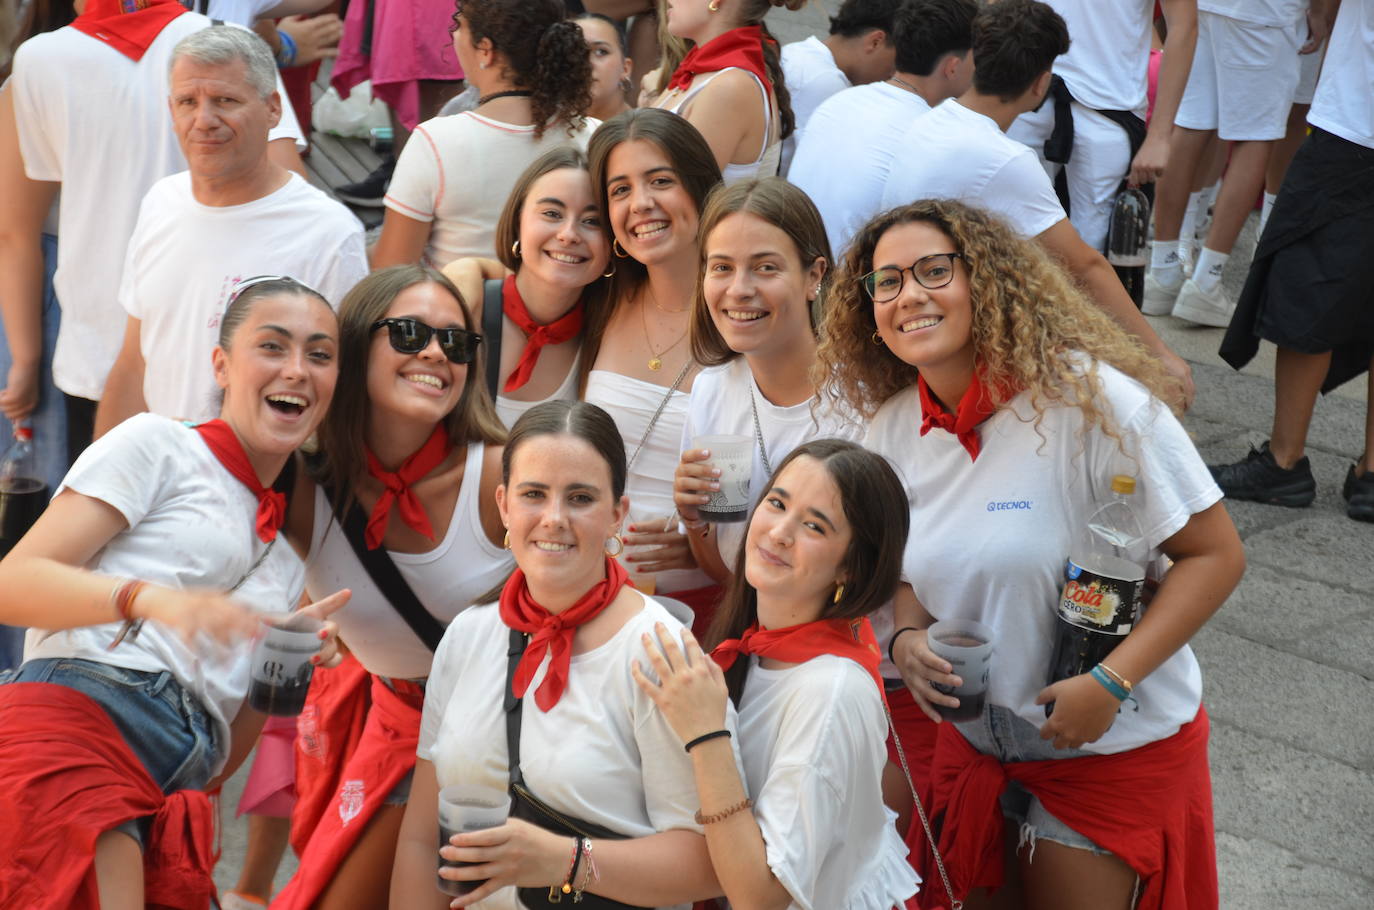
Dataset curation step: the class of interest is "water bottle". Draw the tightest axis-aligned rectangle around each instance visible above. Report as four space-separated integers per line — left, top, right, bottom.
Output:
1045 474 1146 712
0 424 49 558
1108 187 1150 309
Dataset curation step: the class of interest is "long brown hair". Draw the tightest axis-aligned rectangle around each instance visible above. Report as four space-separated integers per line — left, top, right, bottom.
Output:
690 177 831 366
313 266 507 502
705 438 909 700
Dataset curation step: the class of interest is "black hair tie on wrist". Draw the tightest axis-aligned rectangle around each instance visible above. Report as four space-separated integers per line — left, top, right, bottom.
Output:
888 626 922 665
684 729 732 753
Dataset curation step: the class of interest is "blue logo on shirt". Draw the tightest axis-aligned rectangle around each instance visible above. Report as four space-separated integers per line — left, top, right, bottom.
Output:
986 500 1034 512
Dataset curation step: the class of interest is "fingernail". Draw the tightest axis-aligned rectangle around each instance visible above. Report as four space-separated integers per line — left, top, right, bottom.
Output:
709 481 720 490
310 655 320 665
701 449 710 458
628 523 638 532
711 468 721 477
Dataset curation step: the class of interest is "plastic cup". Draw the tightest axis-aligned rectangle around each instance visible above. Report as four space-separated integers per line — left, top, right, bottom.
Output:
247 612 323 716
692 434 754 523
437 785 511 896
926 618 994 722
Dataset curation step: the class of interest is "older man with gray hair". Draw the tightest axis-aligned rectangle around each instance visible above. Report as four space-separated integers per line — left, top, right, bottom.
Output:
96 26 366 434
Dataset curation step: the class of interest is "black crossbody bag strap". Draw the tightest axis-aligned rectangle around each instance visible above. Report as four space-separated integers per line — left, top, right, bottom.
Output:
319 484 447 652
482 278 505 401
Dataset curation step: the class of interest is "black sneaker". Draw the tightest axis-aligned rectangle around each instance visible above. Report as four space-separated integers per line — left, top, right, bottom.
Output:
1342 463 1374 522
335 155 395 207
1209 441 1316 507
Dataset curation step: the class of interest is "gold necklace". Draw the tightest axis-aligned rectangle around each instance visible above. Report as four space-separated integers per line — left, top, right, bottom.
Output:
639 292 688 371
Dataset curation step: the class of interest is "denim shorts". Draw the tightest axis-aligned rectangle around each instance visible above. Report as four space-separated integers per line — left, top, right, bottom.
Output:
955 704 1111 856
3 658 217 844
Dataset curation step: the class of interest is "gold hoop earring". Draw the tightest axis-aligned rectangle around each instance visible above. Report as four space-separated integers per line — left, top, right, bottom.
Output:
503 530 511 549
871 331 884 346
511 239 521 258
612 238 629 258
708 0 720 10
602 262 616 278
832 583 845 604
604 534 625 558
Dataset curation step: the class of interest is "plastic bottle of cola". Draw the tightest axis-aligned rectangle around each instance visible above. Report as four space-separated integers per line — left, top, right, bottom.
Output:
1045 474 1146 714
0 424 48 559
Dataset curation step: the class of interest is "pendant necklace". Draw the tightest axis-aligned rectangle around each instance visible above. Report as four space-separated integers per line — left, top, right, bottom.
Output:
639 289 687 371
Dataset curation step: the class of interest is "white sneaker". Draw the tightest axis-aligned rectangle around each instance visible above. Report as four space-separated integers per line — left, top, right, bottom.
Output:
1171 277 1235 327
1142 272 1182 316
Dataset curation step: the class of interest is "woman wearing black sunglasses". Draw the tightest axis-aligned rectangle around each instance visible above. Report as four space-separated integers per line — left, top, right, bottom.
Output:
273 266 513 910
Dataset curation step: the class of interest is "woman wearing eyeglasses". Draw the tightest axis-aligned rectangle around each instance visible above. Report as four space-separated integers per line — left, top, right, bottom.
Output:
816 199 1243 910
273 266 513 910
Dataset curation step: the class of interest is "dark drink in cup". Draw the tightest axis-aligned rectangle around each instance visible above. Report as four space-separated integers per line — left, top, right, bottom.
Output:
247 613 322 716
0 478 48 559
436 786 510 897
437 822 485 895
926 620 994 723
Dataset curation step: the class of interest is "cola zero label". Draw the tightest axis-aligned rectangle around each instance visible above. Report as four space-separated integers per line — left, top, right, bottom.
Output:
1057 560 1141 636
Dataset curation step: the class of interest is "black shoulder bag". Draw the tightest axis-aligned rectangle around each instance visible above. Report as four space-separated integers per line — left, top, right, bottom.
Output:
482 278 505 402
503 628 647 909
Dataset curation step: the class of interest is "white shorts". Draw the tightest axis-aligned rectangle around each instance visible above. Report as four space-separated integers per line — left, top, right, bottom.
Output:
1174 10 1302 141
1293 43 1325 105
1008 101 1133 252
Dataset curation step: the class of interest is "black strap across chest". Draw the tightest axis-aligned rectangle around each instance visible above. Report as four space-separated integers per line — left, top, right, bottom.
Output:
482 278 505 401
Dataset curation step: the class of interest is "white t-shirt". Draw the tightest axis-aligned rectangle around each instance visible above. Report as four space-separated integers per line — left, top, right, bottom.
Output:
739 655 919 910
418 592 719 910
680 357 863 567
26 413 306 773
120 171 367 423
1307 0 1374 150
1042 0 1155 112
8 15 303 401
304 442 514 681
790 81 932 256
779 35 849 174
384 113 599 267
1199 0 1307 28
881 100 1067 239
863 363 1222 754
203 0 281 26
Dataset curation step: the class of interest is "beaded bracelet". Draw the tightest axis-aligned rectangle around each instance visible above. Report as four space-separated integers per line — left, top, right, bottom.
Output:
694 798 752 826
1089 664 1130 701
551 836 584 900
573 838 599 903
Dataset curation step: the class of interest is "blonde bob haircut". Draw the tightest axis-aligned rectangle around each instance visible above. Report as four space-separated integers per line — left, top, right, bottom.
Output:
691 177 832 367
814 198 1178 442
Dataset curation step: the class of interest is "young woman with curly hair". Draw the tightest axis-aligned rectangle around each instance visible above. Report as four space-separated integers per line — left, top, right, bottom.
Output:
374 0 596 270
816 198 1244 910
653 0 805 183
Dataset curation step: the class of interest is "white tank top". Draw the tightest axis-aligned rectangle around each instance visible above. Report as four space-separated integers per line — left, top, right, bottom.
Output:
305 441 514 680
584 369 711 593
660 67 781 184
495 352 581 429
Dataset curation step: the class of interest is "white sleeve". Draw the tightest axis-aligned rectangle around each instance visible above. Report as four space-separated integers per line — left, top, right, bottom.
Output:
417 618 464 761
56 414 179 529
268 69 305 148
10 47 62 181
117 194 155 320
981 149 1067 238
384 124 442 223
312 221 369 307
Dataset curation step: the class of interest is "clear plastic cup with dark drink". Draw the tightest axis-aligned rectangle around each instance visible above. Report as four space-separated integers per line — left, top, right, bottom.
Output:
437 785 511 896
926 619 994 722
247 613 323 716
692 434 754 523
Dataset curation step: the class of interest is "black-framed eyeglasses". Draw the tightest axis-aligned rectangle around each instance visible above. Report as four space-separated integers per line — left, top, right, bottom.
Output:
371 317 482 364
860 253 967 303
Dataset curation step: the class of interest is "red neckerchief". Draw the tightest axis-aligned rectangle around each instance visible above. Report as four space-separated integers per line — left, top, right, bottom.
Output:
667 25 771 93
917 368 1012 461
71 0 186 62
500 557 630 711
502 275 583 393
712 616 884 693
194 419 285 543
363 424 453 550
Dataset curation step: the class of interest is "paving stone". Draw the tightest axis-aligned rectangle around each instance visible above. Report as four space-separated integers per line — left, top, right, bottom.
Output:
1209 565 1374 653
1298 610 1374 684
1215 831 1374 910
1243 516 1374 595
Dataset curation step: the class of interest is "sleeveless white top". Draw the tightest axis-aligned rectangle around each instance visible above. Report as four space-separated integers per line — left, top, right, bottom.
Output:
495 352 581 430
584 369 711 593
660 67 781 184
305 441 514 680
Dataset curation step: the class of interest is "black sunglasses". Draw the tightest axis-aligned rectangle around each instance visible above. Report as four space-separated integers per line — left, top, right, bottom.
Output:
371 317 482 364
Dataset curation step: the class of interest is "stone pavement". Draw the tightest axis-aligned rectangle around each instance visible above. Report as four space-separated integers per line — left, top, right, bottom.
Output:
212 5 1374 906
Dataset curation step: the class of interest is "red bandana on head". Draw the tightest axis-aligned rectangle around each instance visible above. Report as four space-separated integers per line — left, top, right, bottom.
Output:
667 25 772 93
500 557 629 711
363 424 454 550
917 367 1015 461
194 419 286 543
502 275 583 393
71 0 186 62
712 617 885 693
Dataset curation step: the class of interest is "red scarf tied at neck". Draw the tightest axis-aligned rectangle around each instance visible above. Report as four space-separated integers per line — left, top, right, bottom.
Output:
364 424 454 550
502 275 583 394
667 25 772 93
712 616 885 693
72 0 186 62
194 419 286 543
500 557 629 711
917 368 1015 462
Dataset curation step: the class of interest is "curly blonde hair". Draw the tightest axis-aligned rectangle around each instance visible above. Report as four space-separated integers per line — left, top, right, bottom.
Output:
814 199 1179 443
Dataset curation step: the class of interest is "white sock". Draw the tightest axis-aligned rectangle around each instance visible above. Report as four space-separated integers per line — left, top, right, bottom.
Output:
1179 191 1202 249
1200 181 1220 211
1194 182 1220 241
1193 246 1229 293
1150 241 1183 284
1258 191 1277 237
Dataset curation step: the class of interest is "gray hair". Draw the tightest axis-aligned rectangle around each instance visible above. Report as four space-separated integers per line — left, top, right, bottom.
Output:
169 25 277 99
